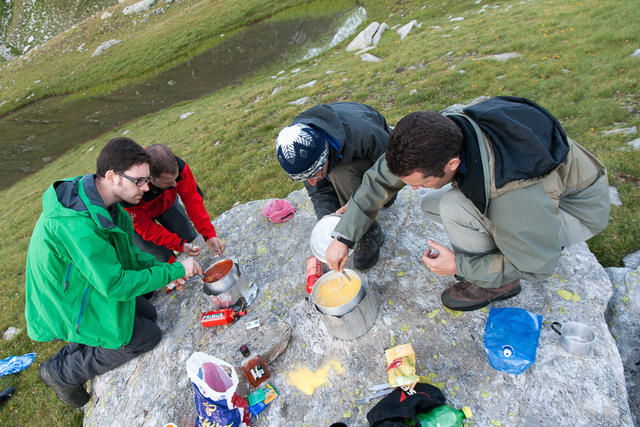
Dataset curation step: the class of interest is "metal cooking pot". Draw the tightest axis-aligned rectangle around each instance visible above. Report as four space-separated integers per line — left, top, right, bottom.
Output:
311 269 365 316
311 269 378 340
551 321 595 356
200 258 254 309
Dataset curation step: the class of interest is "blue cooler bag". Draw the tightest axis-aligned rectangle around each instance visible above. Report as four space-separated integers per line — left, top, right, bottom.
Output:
483 307 542 374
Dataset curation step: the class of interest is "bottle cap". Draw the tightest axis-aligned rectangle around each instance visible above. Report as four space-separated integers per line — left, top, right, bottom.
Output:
462 406 472 419
240 344 250 357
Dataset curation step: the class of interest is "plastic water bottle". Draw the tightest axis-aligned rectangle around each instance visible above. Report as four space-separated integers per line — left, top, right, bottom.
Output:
416 405 472 427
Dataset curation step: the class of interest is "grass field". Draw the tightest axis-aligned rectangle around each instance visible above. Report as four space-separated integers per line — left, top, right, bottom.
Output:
0 0 639 424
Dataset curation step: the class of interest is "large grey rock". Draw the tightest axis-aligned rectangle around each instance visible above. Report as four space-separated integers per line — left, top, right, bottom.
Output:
123 0 156 15
606 249 640 424
84 188 632 426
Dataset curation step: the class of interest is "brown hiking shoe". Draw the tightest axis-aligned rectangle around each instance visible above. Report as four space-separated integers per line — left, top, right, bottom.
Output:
441 279 521 311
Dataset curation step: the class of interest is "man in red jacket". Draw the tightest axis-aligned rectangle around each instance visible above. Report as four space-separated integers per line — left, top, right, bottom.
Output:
124 144 224 267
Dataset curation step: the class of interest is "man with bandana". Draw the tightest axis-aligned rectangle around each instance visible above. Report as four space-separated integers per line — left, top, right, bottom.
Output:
275 102 392 269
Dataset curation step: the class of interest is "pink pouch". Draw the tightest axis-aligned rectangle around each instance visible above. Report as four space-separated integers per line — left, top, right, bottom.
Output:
261 199 296 223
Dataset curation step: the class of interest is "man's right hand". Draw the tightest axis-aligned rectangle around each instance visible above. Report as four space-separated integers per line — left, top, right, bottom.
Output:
179 257 203 279
326 238 350 272
183 243 200 257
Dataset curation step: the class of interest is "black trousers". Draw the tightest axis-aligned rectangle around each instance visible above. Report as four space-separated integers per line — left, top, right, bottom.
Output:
46 296 161 386
132 198 198 262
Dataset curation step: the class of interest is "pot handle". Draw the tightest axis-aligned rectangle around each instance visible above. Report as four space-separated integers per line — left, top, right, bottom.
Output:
551 322 563 335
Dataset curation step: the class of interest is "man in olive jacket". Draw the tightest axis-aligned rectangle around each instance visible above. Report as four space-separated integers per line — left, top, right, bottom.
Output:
325 96 610 311
276 102 392 269
25 137 202 408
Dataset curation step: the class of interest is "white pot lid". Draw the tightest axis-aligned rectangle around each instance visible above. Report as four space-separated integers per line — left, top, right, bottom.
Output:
310 214 353 263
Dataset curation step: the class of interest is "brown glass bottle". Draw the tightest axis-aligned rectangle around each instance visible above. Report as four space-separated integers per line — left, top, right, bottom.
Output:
240 344 270 387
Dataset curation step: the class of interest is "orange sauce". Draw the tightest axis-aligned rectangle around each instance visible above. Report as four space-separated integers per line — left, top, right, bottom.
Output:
203 259 233 283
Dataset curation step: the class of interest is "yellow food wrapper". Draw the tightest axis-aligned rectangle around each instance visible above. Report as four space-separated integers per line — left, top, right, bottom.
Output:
385 343 419 388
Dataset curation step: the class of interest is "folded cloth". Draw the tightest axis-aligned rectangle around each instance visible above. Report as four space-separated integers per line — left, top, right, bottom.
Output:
261 199 296 223
366 382 446 426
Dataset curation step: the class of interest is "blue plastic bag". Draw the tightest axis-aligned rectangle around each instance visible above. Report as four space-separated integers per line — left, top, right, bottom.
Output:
484 308 542 374
0 352 36 377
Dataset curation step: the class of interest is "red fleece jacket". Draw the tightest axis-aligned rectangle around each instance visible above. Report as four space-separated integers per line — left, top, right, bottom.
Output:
125 157 216 253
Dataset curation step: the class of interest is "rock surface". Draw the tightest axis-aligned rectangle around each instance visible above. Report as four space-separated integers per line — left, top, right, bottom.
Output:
606 249 640 425
84 188 633 426
346 22 387 52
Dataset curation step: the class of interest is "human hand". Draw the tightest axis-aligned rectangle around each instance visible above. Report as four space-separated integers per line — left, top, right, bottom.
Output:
326 238 350 272
168 277 186 292
206 237 225 256
179 257 203 279
183 243 200 256
421 240 456 276
333 202 349 215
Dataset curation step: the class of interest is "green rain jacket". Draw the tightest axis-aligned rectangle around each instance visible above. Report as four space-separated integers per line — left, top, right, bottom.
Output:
25 175 185 349
333 97 610 287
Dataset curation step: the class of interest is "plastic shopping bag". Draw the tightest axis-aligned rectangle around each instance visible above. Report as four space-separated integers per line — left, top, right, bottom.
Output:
483 307 542 375
186 352 251 427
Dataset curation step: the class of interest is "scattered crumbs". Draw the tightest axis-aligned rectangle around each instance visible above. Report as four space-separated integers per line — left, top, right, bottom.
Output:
400 323 409 332
343 411 352 418
428 308 440 318
490 420 502 426
481 390 491 398
557 289 580 302
398 271 405 277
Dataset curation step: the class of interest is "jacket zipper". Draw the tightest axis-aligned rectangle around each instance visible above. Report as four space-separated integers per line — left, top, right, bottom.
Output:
76 287 88 333
64 263 72 292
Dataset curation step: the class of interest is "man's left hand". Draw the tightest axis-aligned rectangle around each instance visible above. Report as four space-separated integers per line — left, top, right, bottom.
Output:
206 237 225 256
421 240 456 276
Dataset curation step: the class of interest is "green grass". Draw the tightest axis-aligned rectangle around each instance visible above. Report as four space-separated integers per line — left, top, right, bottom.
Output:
1 0 639 424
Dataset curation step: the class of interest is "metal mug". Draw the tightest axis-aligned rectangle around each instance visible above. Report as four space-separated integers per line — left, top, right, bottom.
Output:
551 321 595 356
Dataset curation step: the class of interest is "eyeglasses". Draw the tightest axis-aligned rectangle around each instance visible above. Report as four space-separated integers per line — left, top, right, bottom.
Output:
114 171 152 187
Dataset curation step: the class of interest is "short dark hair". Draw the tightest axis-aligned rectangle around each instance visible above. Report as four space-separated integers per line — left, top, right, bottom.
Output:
146 144 178 177
386 111 463 178
96 137 149 178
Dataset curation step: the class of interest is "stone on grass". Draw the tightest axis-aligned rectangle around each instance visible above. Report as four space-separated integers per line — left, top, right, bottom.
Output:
602 126 638 137
84 188 632 425
632 49 640 58
628 138 640 150
123 0 156 15
3 327 19 341
397 20 419 40
478 52 521 62
296 80 317 89
91 39 122 57
101 11 112 20
361 53 381 62
270 86 283 96
179 111 194 120
288 96 309 106
346 22 388 51
609 186 622 206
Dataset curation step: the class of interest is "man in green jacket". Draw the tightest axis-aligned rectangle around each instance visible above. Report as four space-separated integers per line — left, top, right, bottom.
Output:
25 137 202 408
276 102 392 269
325 96 610 311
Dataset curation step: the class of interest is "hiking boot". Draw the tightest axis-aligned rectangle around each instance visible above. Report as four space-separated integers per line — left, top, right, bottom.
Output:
354 221 385 270
39 361 90 408
440 279 521 311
